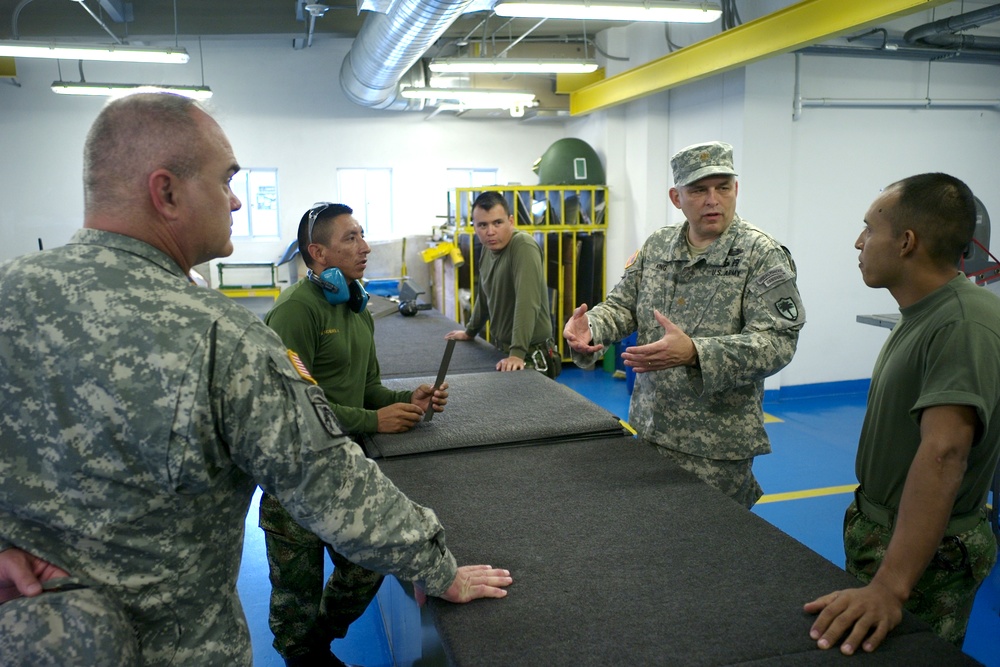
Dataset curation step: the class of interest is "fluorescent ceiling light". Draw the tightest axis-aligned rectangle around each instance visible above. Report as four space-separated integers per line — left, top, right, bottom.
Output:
0 40 190 64
400 87 536 109
493 1 722 23
429 58 599 74
51 82 213 100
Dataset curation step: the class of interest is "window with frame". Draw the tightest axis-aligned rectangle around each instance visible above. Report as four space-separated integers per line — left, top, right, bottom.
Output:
230 168 279 239
337 168 393 241
446 168 498 224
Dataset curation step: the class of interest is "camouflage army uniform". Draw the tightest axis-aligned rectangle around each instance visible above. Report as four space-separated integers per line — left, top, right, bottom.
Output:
843 503 996 646
0 229 458 666
573 215 804 507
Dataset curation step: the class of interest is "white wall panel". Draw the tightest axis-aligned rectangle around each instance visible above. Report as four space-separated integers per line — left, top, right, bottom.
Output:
0 37 568 267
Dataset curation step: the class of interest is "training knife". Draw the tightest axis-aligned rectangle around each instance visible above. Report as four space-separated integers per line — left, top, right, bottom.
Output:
424 339 455 422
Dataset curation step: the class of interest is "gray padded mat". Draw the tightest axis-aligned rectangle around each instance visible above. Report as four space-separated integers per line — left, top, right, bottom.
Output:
372 308 505 379
378 437 979 667
362 370 627 459
366 294 400 320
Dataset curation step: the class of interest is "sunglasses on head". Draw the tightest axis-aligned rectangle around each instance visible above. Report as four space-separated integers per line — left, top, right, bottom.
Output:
306 202 335 245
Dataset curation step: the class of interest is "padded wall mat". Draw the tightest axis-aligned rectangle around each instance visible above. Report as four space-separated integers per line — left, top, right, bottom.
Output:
378 437 979 667
373 309 505 379
363 371 626 459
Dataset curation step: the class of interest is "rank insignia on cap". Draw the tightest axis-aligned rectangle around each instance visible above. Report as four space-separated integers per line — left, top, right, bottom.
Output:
288 350 317 385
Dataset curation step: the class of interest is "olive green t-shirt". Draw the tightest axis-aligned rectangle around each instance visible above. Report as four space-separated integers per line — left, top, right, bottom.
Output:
465 230 553 359
265 278 411 435
857 274 1000 516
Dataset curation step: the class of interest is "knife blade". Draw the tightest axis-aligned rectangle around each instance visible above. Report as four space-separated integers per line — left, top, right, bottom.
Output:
424 339 456 422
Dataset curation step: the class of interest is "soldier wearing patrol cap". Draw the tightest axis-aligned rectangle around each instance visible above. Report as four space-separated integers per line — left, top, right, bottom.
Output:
564 140 805 508
671 140 739 186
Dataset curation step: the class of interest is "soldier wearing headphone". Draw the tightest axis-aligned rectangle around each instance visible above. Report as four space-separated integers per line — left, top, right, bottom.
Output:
258 202 448 667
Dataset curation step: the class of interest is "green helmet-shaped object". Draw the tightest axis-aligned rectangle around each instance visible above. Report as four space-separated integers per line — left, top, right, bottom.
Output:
533 138 605 185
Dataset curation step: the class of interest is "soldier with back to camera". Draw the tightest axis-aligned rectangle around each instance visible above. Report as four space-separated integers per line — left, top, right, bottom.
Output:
0 92 510 667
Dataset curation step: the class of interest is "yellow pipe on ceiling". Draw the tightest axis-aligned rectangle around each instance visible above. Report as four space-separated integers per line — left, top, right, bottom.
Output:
569 0 953 116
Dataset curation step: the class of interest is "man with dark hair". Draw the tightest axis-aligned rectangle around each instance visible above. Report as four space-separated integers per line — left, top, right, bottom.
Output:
805 173 1000 655
260 202 448 666
563 141 804 508
0 93 510 667
446 190 560 377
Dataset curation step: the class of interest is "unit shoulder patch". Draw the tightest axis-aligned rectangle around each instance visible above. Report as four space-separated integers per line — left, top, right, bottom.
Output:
306 384 344 437
774 297 799 322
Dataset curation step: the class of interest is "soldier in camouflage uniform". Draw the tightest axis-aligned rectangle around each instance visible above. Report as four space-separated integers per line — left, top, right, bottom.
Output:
0 92 511 667
805 173 1000 655
261 203 449 667
564 141 805 509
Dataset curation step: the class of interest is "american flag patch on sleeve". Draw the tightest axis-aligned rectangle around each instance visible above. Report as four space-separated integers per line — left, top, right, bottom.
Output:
287 350 317 385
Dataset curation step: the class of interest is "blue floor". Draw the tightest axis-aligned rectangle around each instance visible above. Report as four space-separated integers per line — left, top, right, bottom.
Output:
237 365 1000 666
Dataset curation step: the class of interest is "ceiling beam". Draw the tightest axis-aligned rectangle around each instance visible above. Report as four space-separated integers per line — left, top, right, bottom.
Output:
97 0 132 24
569 0 953 115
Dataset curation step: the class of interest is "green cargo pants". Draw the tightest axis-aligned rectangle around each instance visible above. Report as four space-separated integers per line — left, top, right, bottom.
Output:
259 492 384 659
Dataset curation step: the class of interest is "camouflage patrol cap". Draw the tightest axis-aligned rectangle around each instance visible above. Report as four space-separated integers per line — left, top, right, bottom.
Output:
671 141 738 187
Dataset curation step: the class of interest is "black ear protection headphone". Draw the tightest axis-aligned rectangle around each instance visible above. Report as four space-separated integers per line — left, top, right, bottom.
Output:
307 268 369 313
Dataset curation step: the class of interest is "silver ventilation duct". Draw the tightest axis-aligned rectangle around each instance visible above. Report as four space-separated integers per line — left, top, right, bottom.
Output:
903 3 1000 51
340 0 475 111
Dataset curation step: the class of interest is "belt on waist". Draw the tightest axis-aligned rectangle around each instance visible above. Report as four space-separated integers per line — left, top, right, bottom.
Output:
854 488 985 536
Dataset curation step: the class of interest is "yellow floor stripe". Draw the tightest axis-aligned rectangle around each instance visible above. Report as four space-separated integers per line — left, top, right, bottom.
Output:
613 434 994 515
758 485 995 519
757 483 858 505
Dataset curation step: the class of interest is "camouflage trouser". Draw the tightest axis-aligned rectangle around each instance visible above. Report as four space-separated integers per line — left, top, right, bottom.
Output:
259 493 384 659
0 585 139 666
647 441 763 509
844 502 998 647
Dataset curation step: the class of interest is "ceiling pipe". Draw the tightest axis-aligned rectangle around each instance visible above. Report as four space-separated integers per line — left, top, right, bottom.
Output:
569 0 955 116
70 0 124 45
799 42 1000 63
11 0 38 39
793 50 1000 119
293 2 329 50
340 0 475 111
904 3 1000 51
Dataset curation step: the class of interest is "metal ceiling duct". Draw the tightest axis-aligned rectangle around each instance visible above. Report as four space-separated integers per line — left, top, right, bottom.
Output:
903 3 1000 51
340 0 475 111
